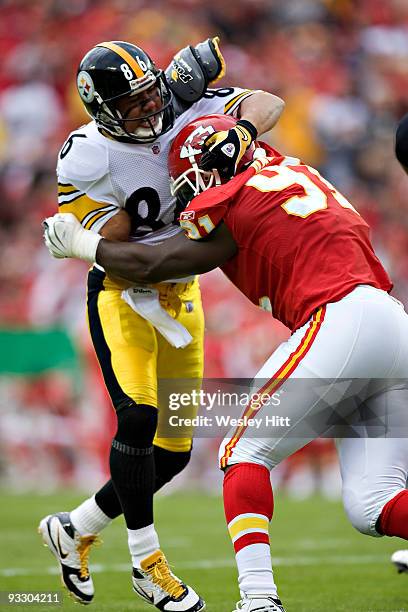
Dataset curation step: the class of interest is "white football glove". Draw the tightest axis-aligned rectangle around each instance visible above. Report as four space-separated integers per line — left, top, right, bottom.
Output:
42 213 102 263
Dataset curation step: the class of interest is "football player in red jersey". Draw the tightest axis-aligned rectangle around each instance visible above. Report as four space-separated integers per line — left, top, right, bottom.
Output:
391 114 408 576
44 115 408 612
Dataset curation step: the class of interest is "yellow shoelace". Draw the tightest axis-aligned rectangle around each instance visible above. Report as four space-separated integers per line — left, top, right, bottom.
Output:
77 535 101 579
149 559 185 599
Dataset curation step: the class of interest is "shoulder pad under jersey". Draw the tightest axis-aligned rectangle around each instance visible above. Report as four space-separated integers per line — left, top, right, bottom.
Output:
165 37 226 104
57 125 108 184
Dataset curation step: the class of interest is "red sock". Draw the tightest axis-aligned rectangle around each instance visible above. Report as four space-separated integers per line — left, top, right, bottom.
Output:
223 462 273 553
378 490 408 539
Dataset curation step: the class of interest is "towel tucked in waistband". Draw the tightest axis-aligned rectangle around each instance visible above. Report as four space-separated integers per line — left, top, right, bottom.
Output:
122 286 193 349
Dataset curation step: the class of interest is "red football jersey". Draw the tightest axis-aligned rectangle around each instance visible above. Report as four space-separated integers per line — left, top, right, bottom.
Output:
179 145 392 331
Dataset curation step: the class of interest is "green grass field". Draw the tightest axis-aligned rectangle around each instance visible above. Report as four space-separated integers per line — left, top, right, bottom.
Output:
0 491 407 612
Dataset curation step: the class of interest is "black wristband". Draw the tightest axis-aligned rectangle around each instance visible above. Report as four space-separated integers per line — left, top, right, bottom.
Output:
237 119 258 141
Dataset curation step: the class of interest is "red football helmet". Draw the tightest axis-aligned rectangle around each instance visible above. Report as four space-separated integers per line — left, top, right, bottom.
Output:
169 114 256 207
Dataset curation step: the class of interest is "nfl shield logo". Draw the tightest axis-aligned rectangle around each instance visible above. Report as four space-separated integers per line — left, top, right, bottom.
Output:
152 144 161 154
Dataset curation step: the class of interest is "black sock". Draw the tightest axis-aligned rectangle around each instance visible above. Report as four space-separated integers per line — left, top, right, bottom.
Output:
94 479 122 519
109 443 155 529
93 445 192 520
154 445 192 492
109 403 157 530
94 420 191 523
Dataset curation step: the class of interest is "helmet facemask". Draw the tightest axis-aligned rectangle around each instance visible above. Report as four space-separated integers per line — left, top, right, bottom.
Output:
94 70 174 144
169 114 256 210
77 41 176 144
170 159 221 209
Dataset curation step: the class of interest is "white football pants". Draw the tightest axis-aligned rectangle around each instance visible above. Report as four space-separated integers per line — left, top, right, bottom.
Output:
219 285 408 536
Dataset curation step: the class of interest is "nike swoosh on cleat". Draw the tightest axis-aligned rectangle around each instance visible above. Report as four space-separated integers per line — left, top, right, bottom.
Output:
133 584 154 603
248 605 283 612
56 530 69 560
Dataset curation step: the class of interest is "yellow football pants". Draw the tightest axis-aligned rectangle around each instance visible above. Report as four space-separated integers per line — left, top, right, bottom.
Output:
87 268 204 452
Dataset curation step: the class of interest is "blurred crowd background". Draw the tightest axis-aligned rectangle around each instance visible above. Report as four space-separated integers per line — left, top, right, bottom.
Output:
1 0 408 497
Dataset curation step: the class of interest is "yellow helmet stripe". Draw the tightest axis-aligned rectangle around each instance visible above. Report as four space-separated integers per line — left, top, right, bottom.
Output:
97 42 145 78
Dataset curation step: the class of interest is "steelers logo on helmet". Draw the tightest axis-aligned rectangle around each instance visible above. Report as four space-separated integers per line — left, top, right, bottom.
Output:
77 71 95 103
76 41 175 143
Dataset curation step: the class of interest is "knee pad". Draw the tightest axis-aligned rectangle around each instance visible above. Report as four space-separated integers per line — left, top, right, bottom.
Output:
342 487 383 537
344 501 374 536
114 402 157 448
154 445 191 491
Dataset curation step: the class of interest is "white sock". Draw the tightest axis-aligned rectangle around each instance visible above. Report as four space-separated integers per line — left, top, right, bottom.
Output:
70 495 112 536
236 543 278 597
128 524 160 568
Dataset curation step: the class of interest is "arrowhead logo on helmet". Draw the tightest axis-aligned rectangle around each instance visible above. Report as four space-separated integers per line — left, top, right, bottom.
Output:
180 126 216 159
169 114 256 209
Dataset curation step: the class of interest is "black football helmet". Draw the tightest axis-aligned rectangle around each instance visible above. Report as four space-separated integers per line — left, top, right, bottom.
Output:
76 41 175 143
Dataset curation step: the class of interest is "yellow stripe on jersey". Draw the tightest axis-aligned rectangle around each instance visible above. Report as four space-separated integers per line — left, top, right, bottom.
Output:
224 90 253 114
58 193 116 227
97 42 144 78
228 516 269 540
58 183 78 193
84 209 114 230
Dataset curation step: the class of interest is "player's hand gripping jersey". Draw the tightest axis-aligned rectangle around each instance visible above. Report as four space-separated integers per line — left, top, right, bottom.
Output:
57 88 256 257
180 144 392 331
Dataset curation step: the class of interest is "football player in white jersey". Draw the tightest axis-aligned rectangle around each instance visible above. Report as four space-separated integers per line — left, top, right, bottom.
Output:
38 39 285 610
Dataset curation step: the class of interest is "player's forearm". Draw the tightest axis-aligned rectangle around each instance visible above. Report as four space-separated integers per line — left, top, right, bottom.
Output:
96 241 164 283
44 213 233 281
239 91 285 136
95 239 195 283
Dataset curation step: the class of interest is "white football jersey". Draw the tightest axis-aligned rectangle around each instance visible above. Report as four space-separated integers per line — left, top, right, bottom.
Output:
57 87 256 245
